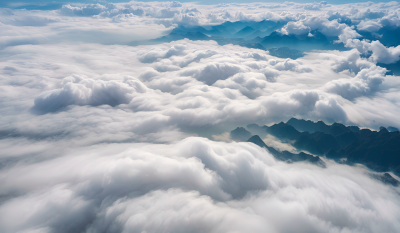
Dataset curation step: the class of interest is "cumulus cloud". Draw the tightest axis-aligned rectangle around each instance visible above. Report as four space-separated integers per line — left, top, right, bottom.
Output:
280 21 311 35
357 20 383 32
139 44 187 63
31 76 146 114
187 62 244 85
325 65 385 100
279 15 355 39
344 39 400 64
369 41 400 64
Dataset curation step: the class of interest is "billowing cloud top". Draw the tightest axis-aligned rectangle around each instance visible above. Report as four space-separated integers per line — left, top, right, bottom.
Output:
1 1 400 233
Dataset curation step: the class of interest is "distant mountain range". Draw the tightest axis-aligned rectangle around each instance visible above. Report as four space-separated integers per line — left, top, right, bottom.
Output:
130 20 312 59
131 20 400 71
231 127 325 167
247 135 326 168
230 118 400 185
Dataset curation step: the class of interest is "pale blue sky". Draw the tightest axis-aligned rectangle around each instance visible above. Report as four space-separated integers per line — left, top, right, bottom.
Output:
0 0 396 10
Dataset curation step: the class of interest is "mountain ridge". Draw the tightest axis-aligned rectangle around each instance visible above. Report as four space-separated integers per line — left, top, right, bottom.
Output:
246 118 400 176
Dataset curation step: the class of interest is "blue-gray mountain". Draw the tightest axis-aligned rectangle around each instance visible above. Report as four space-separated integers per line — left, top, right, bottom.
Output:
131 20 400 65
244 118 400 177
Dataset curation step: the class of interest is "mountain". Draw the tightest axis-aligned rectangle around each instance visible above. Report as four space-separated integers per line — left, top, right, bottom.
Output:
286 118 331 133
229 127 325 167
265 122 302 140
234 26 256 38
370 172 399 186
249 118 400 176
129 19 400 58
256 30 349 51
247 135 325 167
130 20 351 58
130 20 384 57
245 30 271 40
170 25 208 35
250 20 286 32
220 21 249 32
230 127 252 141
388 126 400 132
268 47 304 59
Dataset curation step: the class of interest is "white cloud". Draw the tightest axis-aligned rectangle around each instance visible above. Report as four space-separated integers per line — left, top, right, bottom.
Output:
325 65 385 100
31 76 146 114
280 21 311 35
0 138 399 233
343 40 400 64
357 20 383 32
187 62 244 85
369 41 400 64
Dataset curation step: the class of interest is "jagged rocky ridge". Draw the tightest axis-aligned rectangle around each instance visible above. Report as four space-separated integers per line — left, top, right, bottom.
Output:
230 127 326 167
245 118 400 176
230 118 400 185
247 135 326 167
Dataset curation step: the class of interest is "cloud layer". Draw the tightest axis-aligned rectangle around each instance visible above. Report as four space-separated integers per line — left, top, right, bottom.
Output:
1 1 400 233
1 138 400 233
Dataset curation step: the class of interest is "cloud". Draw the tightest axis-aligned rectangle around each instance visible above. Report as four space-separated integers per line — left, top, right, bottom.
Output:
357 20 383 32
0 138 399 233
331 49 372 74
60 4 108 17
343 40 400 64
139 44 187 63
31 75 146 114
369 41 400 64
325 65 385 100
0 38 396 139
280 21 311 35
188 62 244 85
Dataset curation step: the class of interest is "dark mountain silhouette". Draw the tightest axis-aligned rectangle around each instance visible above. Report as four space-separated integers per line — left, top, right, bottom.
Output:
228 127 325 167
247 135 325 167
286 118 331 133
265 122 301 140
230 127 252 141
247 118 400 176
388 126 400 132
370 172 399 186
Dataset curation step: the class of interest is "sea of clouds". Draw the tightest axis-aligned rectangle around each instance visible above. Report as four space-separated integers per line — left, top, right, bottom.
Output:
1 1 400 232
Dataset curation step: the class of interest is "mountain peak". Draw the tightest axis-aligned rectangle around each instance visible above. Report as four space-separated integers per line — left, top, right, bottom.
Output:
247 135 267 148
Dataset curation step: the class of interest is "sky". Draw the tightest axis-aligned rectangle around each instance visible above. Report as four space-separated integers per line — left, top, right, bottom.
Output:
1 0 400 232
0 0 397 9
